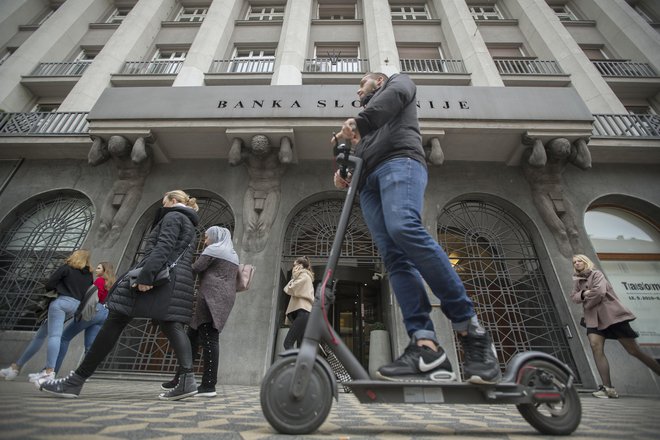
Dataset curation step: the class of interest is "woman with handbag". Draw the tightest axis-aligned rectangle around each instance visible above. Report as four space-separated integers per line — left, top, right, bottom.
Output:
571 254 660 398
39 190 200 400
282 256 315 350
161 226 239 397
0 250 93 383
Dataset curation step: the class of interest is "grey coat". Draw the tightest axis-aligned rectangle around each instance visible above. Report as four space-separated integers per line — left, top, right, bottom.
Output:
107 206 199 322
190 255 238 331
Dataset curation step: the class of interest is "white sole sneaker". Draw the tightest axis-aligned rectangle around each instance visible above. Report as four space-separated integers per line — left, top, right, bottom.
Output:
195 391 217 397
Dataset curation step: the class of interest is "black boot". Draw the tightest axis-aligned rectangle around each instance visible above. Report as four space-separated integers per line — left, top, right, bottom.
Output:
39 371 86 398
158 372 197 401
161 368 181 390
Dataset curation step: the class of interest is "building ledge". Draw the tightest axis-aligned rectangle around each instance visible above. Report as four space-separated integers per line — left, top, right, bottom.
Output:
0 136 91 160
475 19 518 26
405 73 471 86
110 74 177 87
500 74 571 87
204 73 273 85
20 76 80 98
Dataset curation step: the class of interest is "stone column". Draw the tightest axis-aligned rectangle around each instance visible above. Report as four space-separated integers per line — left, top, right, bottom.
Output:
0 0 43 50
0 0 110 111
59 0 177 111
173 0 241 86
362 0 399 76
502 0 626 113
431 0 503 86
270 0 312 85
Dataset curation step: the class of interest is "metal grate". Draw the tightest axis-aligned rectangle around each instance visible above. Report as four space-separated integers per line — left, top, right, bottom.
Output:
437 200 580 382
283 198 378 267
0 194 94 330
98 196 234 373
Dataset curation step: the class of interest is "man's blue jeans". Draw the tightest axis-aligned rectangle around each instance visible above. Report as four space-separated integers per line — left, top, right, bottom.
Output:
359 157 475 344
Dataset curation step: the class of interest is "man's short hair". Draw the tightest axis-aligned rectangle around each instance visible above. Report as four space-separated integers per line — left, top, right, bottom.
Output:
364 72 388 81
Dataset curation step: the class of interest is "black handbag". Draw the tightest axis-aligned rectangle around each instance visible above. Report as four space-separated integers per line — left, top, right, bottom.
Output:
127 245 190 289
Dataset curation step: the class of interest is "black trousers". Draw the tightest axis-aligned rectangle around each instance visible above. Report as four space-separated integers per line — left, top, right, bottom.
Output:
188 323 220 387
283 309 310 350
76 310 193 379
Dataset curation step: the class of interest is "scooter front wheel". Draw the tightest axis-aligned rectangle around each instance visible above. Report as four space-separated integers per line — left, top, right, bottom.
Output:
516 359 581 435
260 355 333 435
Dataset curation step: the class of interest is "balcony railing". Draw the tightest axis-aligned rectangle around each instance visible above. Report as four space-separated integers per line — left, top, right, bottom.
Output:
120 60 183 75
303 58 368 73
494 58 564 75
592 114 660 137
30 60 92 76
209 57 275 73
0 112 89 135
592 60 657 77
400 59 467 74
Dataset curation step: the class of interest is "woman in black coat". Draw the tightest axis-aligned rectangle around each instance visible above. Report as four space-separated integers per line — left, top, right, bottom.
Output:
39 190 200 401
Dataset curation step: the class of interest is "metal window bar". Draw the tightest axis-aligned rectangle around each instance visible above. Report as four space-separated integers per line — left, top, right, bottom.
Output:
592 114 660 137
399 59 467 73
121 60 183 75
592 60 657 77
437 200 580 383
30 61 92 76
303 58 368 73
494 59 564 75
209 57 275 73
0 112 89 135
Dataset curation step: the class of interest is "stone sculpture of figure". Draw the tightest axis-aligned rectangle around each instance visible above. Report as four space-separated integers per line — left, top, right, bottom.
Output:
521 136 591 257
88 135 153 247
229 135 292 252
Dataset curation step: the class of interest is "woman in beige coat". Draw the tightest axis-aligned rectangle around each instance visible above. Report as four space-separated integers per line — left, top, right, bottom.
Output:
283 256 315 349
571 254 660 398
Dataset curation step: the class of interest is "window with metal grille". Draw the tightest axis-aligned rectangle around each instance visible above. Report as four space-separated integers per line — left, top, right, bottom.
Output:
0 193 94 331
390 4 430 20
469 5 503 20
246 5 285 21
437 199 580 382
175 7 208 22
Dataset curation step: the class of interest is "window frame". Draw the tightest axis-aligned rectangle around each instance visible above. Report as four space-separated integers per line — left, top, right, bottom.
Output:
106 7 132 24
317 2 357 20
175 6 208 22
469 5 504 20
551 5 578 21
245 5 285 21
390 4 431 20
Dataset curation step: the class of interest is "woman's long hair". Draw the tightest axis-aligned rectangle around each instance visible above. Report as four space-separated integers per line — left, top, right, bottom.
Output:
65 249 91 271
98 261 117 289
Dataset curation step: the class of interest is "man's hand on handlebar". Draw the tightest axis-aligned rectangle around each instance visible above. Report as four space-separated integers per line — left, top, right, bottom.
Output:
334 169 352 189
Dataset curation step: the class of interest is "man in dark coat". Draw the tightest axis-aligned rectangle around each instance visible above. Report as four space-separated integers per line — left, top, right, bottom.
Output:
40 190 201 401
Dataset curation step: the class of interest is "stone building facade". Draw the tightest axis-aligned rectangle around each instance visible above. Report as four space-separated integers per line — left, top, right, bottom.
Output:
0 0 659 395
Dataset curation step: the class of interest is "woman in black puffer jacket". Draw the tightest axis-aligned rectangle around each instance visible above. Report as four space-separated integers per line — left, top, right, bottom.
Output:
39 190 200 401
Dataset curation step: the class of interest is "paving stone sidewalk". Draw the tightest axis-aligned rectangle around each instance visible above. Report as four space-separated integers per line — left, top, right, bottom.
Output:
1 377 659 440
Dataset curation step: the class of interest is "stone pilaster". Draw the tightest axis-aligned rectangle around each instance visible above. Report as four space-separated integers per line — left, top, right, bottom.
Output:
270 0 313 85
362 0 399 76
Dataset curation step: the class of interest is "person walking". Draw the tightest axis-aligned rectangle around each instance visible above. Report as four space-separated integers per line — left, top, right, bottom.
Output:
161 226 239 398
282 256 314 350
332 72 500 384
571 254 660 398
39 190 200 400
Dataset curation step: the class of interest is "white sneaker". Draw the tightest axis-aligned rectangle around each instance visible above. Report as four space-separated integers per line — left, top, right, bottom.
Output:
29 370 55 385
0 367 19 381
28 371 45 381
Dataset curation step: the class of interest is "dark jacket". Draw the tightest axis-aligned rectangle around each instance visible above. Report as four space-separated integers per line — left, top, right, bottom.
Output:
45 264 93 301
570 269 636 330
190 255 238 332
353 73 426 187
108 206 199 322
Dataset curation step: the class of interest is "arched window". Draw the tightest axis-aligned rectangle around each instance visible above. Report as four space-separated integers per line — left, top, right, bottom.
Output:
98 194 234 373
438 199 579 379
0 192 94 330
585 205 660 347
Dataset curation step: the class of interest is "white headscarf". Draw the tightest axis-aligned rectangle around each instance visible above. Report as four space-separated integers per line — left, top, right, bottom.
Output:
201 226 239 265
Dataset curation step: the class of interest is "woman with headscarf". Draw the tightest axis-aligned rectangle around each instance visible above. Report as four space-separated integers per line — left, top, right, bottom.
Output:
161 226 239 397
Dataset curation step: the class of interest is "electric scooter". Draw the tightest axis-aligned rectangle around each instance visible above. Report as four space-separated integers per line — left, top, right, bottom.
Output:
260 142 582 436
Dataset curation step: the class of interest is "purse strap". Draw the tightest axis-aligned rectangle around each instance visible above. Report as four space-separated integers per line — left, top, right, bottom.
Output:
169 243 191 269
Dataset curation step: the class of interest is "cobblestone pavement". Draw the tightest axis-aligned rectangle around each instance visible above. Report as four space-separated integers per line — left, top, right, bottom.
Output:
0 376 659 440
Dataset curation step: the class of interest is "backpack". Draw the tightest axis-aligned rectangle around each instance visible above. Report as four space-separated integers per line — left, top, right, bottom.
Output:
75 284 99 322
236 264 255 292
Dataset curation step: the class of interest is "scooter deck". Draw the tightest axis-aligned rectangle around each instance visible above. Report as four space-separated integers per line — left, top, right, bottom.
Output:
344 380 536 405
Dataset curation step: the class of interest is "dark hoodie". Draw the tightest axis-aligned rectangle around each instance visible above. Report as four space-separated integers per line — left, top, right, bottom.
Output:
45 264 93 301
353 73 426 187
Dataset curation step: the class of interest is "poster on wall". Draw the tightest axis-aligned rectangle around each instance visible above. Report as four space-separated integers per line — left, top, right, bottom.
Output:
602 261 660 346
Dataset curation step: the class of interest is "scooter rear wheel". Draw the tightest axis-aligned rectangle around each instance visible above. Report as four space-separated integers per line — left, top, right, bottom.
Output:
260 355 333 435
516 359 581 435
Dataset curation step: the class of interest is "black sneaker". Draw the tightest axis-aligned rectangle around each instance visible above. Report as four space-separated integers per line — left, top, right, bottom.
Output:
195 386 217 397
161 373 180 391
376 344 456 382
158 372 197 401
458 322 502 384
39 371 86 398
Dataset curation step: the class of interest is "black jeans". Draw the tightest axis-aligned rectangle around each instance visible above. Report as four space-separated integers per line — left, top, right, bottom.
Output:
283 309 310 350
188 323 220 387
76 310 193 379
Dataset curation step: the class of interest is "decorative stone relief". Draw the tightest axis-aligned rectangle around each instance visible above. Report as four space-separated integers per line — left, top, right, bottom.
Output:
521 136 591 258
89 135 153 247
229 135 292 252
